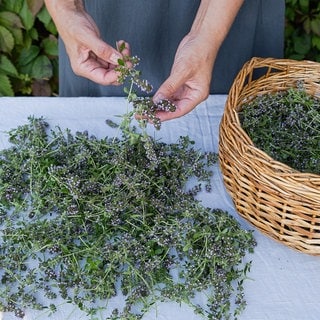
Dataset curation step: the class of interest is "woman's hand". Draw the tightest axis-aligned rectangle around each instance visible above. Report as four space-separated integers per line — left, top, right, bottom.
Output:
154 0 244 121
44 0 129 85
153 33 214 122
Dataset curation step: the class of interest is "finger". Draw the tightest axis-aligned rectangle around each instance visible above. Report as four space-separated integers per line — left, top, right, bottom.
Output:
153 71 187 103
86 37 123 65
156 100 195 121
90 51 109 68
87 68 120 85
80 57 121 85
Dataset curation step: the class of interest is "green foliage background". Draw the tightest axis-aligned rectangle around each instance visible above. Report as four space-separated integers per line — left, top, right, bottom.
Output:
0 0 58 96
285 0 320 61
0 0 319 96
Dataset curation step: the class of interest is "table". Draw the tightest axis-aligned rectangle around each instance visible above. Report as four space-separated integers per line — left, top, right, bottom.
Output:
0 95 319 320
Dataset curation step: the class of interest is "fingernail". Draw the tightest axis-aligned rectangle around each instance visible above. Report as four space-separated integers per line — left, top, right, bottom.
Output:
110 53 122 64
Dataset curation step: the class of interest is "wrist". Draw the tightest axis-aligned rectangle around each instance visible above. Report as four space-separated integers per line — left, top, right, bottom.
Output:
184 31 219 71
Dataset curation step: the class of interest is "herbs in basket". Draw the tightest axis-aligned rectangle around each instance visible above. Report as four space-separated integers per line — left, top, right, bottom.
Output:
239 84 320 175
0 53 256 320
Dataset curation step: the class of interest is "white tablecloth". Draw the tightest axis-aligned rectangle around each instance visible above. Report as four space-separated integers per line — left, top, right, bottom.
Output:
0 95 319 320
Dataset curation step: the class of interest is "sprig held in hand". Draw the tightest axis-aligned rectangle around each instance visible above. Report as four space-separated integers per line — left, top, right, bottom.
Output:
115 47 176 130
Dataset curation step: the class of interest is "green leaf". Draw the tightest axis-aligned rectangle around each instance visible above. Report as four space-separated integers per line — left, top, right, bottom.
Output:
1 0 23 14
36 5 51 25
285 7 296 22
118 42 126 52
42 19 57 35
27 0 44 16
37 6 57 34
312 35 320 50
0 11 24 29
0 55 18 77
285 0 298 6
0 11 24 45
42 35 58 56
18 45 40 67
19 61 33 76
299 0 309 11
9 27 23 45
31 55 52 79
28 27 39 41
0 74 14 96
310 19 320 36
303 17 311 34
287 53 305 60
19 0 35 31
0 26 14 53
183 243 191 252
293 34 311 54
22 32 34 50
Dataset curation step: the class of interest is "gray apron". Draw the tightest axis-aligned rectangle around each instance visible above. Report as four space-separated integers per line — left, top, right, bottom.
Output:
58 0 285 96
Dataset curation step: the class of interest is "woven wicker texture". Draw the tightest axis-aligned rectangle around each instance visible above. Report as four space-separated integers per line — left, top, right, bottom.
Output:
219 57 320 255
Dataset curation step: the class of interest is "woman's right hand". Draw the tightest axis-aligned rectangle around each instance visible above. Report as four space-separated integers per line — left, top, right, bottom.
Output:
44 0 129 85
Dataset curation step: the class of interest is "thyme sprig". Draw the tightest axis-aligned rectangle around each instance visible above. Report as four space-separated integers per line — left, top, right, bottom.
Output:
115 43 176 131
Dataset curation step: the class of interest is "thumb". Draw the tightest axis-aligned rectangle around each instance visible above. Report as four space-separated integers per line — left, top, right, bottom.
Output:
154 72 184 103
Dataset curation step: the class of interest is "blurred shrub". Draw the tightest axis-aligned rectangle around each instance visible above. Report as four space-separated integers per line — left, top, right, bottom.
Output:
285 0 320 61
0 0 58 96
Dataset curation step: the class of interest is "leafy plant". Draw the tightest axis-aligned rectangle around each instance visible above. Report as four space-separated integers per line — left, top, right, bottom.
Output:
0 0 58 96
0 54 256 319
285 0 320 61
239 84 320 174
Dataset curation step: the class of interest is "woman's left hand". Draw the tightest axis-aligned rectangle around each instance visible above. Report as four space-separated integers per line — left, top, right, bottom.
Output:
153 0 244 121
153 33 215 121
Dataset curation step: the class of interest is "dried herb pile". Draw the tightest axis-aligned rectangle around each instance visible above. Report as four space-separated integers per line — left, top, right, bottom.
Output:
0 52 256 320
240 86 320 174
0 116 255 319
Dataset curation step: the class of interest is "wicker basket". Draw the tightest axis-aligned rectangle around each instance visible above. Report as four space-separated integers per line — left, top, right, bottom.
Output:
219 57 320 255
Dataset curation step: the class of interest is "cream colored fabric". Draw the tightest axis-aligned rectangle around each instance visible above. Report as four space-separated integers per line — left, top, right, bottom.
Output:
0 95 318 320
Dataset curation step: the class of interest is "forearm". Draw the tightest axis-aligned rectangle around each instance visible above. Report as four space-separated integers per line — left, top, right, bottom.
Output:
44 0 86 34
190 0 244 61
44 0 85 15
44 0 125 84
44 0 95 45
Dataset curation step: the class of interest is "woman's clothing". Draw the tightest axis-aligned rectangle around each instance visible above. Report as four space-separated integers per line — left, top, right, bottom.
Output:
58 0 285 96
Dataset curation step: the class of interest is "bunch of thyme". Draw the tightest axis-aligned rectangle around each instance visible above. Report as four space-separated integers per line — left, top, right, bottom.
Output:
0 53 256 320
0 117 255 319
240 84 320 174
